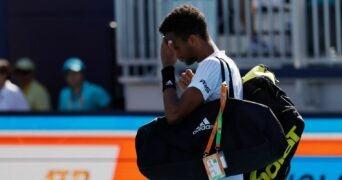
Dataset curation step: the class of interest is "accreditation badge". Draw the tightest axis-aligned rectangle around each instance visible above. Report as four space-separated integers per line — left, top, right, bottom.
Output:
202 152 226 180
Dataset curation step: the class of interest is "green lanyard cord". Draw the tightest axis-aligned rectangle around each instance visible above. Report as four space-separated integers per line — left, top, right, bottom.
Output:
203 82 228 156
216 82 228 151
215 111 223 150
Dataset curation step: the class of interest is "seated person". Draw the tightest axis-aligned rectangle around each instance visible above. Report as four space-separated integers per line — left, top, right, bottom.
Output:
59 57 111 111
0 58 29 111
14 57 51 111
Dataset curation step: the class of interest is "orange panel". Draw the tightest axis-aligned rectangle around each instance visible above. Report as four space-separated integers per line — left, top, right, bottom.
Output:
0 137 147 180
296 139 342 156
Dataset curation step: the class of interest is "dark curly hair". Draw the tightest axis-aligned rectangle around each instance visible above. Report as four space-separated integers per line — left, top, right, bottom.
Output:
159 5 209 41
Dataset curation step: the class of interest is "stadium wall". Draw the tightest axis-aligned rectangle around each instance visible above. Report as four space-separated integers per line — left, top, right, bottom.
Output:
0 114 341 179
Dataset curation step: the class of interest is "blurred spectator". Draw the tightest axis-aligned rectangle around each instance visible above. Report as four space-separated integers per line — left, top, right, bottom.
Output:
14 57 51 111
59 57 111 111
218 0 279 52
0 58 29 111
243 0 279 52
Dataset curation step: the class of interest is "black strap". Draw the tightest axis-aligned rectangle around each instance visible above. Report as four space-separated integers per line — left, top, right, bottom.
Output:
216 56 235 98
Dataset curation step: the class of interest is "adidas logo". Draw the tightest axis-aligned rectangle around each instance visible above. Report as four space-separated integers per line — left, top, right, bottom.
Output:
192 118 214 135
165 80 173 86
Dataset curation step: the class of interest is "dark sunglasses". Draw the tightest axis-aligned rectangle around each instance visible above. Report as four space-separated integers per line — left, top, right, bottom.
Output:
0 68 8 75
15 69 32 75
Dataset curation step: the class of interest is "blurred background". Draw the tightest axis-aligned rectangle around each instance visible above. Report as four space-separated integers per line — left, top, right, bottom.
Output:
0 0 341 179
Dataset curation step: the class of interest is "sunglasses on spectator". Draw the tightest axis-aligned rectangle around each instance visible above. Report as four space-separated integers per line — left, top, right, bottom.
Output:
0 68 8 75
15 69 32 75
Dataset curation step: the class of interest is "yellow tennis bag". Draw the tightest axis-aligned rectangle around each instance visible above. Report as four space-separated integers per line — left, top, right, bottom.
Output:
242 65 305 180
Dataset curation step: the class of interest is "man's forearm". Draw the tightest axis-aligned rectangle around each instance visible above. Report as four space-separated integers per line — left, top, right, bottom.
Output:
163 88 182 124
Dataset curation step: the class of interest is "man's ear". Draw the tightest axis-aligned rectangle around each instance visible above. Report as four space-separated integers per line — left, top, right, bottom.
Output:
188 35 199 46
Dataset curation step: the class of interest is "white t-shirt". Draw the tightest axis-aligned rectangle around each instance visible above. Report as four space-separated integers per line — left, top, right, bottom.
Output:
0 80 30 111
188 50 243 180
188 50 243 101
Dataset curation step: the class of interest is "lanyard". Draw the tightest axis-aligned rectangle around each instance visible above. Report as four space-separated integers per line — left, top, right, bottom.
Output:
204 82 228 156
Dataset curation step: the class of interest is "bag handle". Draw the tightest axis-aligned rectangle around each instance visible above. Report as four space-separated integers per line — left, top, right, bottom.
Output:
217 56 234 98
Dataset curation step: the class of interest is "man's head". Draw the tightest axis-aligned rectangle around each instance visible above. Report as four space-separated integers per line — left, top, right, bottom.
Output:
0 59 11 86
62 57 85 89
159 5 209 65
14 57 35 87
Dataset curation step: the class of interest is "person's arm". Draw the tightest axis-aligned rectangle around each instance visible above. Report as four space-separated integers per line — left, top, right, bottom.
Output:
14 90 30 111
58 89 66 111
94 85 111 110
35 87 51 111
161 39 204 124
163 86 204 124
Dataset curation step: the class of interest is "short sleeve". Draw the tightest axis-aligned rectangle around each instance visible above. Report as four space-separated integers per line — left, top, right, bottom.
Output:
188 59 221 101
34 87 51 111
58 88 68 111
93 86 111 108
15 91 30 111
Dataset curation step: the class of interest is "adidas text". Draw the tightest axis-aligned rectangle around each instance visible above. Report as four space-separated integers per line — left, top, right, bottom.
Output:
192 118 214 135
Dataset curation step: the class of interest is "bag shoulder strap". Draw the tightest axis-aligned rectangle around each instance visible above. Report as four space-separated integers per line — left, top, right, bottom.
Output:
216 56 235 98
